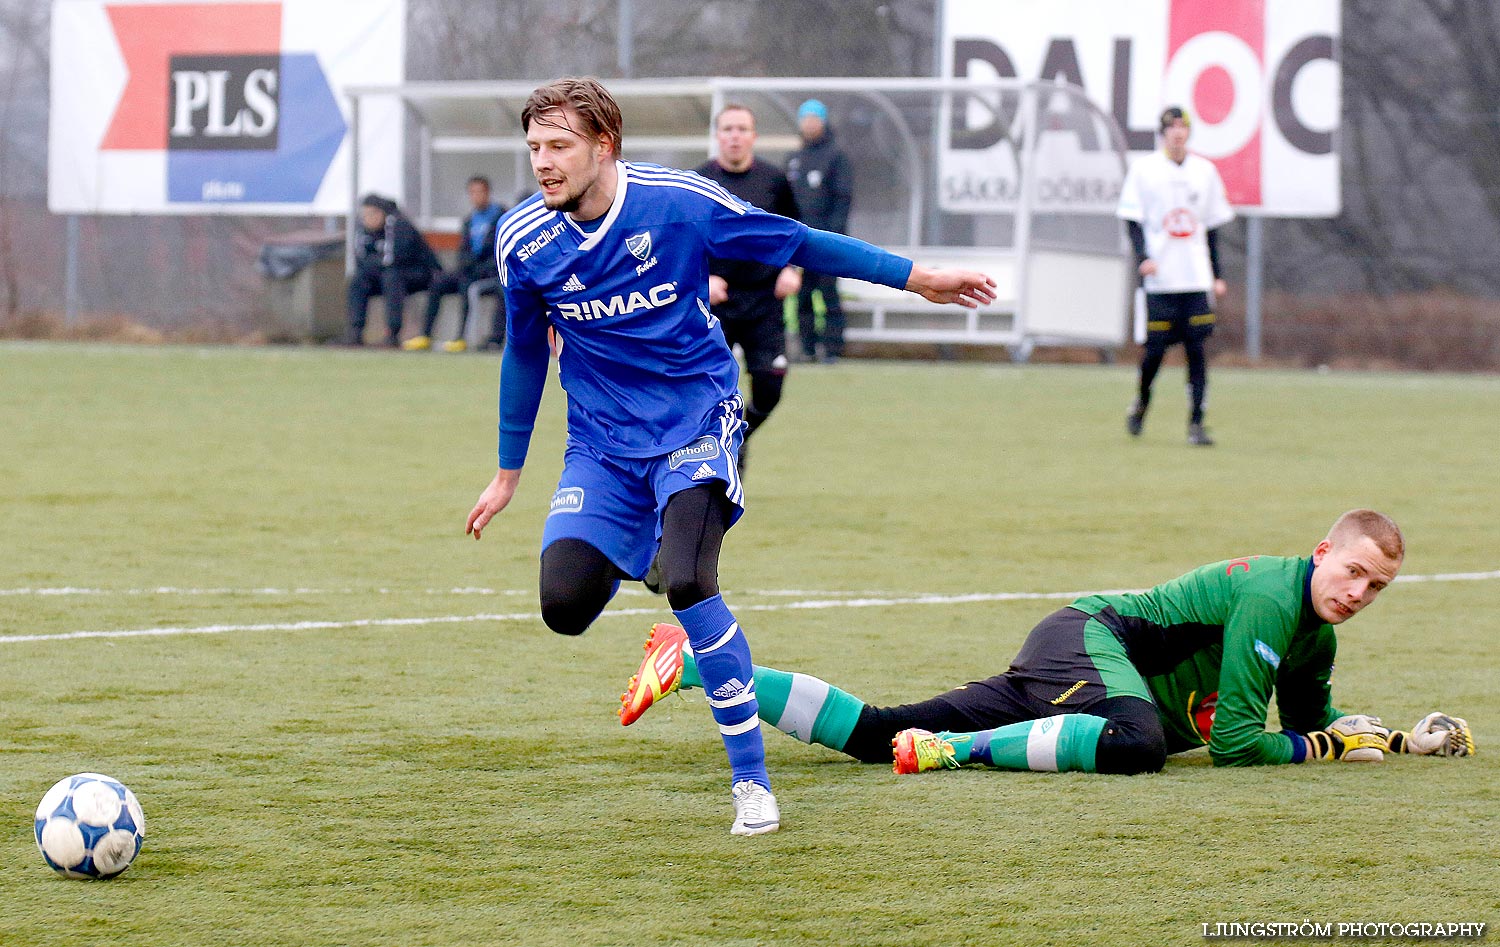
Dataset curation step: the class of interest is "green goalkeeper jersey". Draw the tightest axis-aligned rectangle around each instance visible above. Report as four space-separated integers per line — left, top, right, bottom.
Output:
1072 555 1342 766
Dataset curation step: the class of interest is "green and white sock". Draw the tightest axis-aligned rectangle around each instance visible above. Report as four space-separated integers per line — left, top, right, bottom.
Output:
681 652 864 751
944 714 1107 773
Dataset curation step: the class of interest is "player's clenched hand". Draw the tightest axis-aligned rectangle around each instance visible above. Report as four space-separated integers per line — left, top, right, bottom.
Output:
1388 712 1475 757
466 468 522 540
774 266 801 301
905 266 998 309
708 275 729 307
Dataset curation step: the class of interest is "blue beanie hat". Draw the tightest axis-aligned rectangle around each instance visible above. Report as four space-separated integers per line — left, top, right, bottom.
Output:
798 99 828 122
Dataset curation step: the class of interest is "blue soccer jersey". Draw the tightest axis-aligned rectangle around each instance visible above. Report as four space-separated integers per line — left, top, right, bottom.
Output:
494 161 809 465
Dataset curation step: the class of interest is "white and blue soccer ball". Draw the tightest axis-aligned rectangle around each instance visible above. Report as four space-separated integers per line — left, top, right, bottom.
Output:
34 773 145 879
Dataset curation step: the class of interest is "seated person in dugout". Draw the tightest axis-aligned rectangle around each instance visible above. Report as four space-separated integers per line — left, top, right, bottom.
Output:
345 194 440 347
619 509 1475 773
403 175 507 353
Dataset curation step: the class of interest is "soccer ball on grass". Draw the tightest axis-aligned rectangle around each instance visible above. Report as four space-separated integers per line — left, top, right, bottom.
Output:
34 773 145 879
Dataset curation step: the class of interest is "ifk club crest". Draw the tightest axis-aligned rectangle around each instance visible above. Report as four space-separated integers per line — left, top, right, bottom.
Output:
625 231 653 261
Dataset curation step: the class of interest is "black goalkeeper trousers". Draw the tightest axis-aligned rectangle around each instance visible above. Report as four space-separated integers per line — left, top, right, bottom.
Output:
843 688 1167 775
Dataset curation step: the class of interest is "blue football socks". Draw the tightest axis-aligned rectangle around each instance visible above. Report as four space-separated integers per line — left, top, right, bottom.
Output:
673 595 769 790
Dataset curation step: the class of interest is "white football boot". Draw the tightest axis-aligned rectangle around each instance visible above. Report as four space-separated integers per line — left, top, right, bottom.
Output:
730 780 780 836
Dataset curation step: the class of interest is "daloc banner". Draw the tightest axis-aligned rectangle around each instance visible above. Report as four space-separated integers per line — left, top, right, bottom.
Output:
940 0 1340 217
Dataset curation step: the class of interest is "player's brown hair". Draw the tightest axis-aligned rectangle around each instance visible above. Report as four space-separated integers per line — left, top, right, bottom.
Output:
714 103 756 128
521 77 623 157
1325 509 1405 561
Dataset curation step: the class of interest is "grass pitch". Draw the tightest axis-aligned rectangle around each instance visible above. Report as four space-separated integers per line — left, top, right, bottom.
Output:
1 342 1497 946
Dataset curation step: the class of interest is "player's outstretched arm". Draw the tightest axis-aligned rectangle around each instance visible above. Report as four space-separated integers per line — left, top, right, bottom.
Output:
785 229 995 309
466 468 522 540
905 265 997 309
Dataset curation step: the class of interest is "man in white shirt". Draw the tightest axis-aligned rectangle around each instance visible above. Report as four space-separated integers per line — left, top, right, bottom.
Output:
1117 107 1234 446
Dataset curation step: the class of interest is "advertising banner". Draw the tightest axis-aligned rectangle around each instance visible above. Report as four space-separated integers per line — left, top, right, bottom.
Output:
49 0 405 214
940 0 1340 217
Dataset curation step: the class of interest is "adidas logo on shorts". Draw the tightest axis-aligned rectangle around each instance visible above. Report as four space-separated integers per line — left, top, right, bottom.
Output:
562 273 586 292
690 462 715 481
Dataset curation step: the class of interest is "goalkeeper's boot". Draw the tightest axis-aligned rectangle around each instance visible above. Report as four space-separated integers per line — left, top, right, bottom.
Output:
619 623 688 726
442 339 468 353
1126 399 1146 437
730 780 780 836
401 334 432 351
1187 422 1215 447
891 728 961 774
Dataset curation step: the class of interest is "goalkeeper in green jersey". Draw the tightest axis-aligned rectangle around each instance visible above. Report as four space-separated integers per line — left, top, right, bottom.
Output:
619 509 1475 774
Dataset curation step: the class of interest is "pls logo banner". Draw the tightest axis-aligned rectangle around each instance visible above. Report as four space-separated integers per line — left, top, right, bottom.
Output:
103 3 342 204
49 0 406 215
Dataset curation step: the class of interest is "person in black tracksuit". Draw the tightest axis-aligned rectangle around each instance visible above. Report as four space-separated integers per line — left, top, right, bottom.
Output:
786 99 853 363
406 176 507 352
695 104 802 474
345 194 440 346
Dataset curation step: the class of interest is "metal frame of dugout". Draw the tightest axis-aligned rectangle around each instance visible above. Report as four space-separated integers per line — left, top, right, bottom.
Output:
341 77 1134 360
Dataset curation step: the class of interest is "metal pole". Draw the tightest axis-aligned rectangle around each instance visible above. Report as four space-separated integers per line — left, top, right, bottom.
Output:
346 93 361 275
708 83 724 157
927 0 945 247
418 123 432 226
617 0 633 79
1245 216 1263 360
64 215 80 325
1010 85 1040 360
932 0 945 76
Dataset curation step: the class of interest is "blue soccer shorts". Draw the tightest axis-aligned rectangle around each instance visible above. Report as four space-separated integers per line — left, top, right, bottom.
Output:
540 394 746 579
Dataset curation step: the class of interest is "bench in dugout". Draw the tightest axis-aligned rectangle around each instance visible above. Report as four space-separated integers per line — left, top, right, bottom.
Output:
832 247 1129 360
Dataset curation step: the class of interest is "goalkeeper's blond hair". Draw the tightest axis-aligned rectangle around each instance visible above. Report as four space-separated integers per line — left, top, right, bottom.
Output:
1325 509 1404 561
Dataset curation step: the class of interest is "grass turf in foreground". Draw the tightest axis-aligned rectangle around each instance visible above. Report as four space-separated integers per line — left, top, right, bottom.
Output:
0 343 1496 946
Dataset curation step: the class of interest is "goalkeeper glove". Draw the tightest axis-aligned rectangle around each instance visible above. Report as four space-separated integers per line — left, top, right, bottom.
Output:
1302 714 1390 761
1387 712 1475 757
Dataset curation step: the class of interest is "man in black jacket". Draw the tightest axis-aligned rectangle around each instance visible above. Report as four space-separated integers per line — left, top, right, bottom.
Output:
786 99 853 363
404 176 507 353
695 104 801 474
345 194 440 347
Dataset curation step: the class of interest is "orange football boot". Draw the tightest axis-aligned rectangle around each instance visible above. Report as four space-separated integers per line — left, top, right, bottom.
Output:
619 623 688 726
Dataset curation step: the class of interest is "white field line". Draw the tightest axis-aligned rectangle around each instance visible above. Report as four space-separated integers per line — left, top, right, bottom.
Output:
6 570 1496 600
0 585 880 599
1388 569 1500 583
2 569 1496 646
0 586 537 598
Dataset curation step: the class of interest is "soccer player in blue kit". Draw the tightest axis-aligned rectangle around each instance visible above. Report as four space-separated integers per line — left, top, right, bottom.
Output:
465 77 996 835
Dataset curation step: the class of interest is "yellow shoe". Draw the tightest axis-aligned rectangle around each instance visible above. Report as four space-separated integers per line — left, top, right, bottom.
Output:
619 623 688 726
891 728 960 774
442 339 467 353
400 335 431 351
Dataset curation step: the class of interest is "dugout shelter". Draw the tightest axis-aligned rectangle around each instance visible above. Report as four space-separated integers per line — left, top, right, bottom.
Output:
343 77 1133 359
